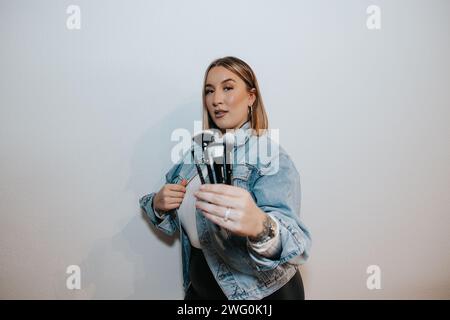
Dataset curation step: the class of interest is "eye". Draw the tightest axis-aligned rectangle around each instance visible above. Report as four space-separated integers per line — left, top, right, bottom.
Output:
224 86 233 91
205 89 213 95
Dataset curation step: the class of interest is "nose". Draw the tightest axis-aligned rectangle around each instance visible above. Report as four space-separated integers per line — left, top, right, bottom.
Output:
212 90 224 107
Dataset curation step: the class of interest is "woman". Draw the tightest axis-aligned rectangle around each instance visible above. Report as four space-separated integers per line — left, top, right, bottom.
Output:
139 56 312 300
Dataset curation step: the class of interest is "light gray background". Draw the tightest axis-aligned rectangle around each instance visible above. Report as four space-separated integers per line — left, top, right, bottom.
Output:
0 0 449 299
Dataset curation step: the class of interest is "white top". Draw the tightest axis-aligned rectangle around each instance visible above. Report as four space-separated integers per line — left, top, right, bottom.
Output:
154 172 281 257
177 171 203 248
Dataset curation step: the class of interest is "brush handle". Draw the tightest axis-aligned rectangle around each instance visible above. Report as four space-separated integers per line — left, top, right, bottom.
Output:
213 162 223 184
206 162 215 184
225 163 232 185
195 164 205 184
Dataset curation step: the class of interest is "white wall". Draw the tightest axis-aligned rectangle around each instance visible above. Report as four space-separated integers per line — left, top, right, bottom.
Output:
0 0 449 299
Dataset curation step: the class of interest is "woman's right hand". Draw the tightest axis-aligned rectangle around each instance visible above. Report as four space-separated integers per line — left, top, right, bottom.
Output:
153 179 188 214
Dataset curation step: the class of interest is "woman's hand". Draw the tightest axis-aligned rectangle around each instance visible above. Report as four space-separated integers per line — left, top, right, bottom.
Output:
194 184 267 238
153 179 188 214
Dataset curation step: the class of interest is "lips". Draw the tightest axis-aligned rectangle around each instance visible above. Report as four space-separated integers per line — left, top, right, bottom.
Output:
215 111 228 118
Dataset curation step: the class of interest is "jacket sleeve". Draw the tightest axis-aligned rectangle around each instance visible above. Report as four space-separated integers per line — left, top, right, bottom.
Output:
247 152 312 271
139 163 181 236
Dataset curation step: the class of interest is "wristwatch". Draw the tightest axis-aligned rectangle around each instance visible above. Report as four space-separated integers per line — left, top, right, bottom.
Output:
248 214 277 244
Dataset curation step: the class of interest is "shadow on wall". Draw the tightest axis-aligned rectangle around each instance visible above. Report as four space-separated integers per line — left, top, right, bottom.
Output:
76 102 201 299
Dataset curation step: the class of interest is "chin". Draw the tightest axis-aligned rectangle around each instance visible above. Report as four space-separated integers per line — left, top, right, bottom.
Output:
213 119 234 131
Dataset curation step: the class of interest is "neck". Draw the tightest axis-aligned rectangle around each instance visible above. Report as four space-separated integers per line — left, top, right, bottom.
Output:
220 119 249 134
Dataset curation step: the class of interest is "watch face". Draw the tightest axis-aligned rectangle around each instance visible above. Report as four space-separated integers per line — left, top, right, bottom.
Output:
261 219 276 243
269 221 276 237
249 215 277 243
267 217 275 235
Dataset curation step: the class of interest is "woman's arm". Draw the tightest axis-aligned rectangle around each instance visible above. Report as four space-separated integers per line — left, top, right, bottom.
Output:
139 163 184 236
247 152 312 271
139 192 179 236
194 152 311 270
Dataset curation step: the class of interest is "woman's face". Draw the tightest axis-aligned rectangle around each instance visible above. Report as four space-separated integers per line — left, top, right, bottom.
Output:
204 66 256 132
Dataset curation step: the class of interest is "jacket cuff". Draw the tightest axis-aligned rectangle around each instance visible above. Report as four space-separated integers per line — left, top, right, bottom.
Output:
247 215 282 258
139 193 178 236
152 200 166 220
247 213 310 271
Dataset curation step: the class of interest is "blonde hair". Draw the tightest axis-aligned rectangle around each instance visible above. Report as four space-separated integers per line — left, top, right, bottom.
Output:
202 56 268 136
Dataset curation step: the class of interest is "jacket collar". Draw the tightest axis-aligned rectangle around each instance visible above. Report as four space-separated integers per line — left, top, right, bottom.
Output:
233 120 252 147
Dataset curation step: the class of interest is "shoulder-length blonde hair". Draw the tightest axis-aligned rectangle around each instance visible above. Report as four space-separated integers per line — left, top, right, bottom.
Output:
202 56 269 136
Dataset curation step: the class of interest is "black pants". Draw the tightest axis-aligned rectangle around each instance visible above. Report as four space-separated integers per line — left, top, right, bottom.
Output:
185 246 305 300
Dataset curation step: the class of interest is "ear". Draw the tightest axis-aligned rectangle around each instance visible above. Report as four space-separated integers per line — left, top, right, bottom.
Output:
248 88 257 106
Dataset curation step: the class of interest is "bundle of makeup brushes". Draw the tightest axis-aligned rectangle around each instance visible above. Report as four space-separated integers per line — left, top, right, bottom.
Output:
191 130 235 185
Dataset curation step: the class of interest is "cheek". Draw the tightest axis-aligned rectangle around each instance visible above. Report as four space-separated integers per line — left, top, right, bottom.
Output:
225 92 247 107
205 97 214 113
225 94 248 119
205 95 212 107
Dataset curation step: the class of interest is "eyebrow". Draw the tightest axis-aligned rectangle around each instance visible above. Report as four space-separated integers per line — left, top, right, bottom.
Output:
205 78 236 88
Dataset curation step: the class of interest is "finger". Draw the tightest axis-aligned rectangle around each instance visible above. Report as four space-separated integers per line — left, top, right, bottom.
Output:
194 191 234 208
166 190 185 198
168 183 187 192
196 200 228 220
166 197 183 205
199 184 241 197
175 179 188 192
165 202 182 210
200 210 229 229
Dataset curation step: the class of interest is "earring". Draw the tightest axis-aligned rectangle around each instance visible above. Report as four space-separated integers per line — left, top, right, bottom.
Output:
248 105 253 126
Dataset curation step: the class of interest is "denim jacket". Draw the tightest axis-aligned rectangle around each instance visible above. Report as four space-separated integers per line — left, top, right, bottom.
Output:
139 121 312 300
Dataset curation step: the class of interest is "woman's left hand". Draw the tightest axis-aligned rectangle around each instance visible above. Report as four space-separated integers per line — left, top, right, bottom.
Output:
194 184 266 238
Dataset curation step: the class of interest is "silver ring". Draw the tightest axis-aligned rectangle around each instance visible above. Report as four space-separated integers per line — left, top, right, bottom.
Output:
224 207 231 222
